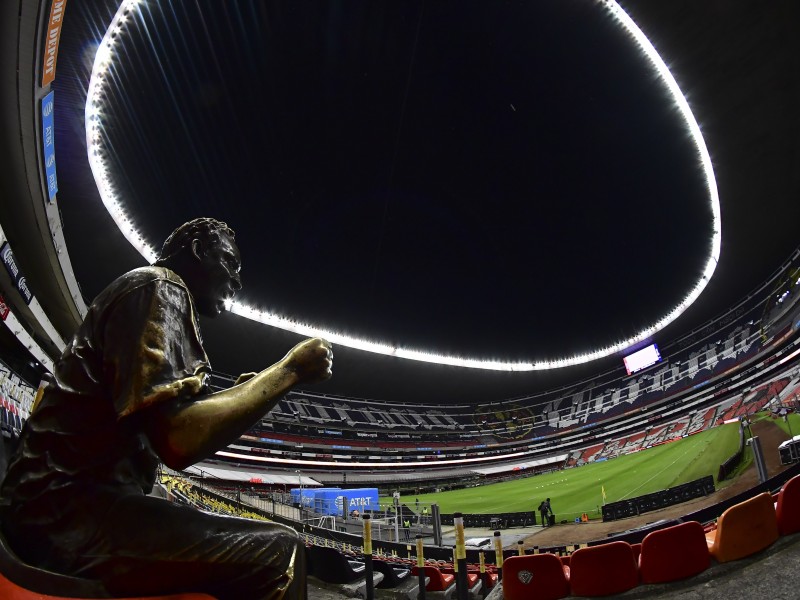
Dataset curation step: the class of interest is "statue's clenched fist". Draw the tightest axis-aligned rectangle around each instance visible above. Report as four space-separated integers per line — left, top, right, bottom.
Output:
283 338 333 384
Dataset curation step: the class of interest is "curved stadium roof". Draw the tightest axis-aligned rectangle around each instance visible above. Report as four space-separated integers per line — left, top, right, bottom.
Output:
2 1 798 404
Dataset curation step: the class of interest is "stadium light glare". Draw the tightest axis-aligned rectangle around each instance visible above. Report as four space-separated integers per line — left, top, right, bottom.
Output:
86 0 721 372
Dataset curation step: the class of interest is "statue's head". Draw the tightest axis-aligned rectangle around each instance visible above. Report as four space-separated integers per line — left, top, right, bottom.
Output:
155 217 241 317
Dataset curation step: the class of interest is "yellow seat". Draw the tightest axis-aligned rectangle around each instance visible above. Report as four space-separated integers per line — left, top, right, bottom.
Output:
705 492 779 563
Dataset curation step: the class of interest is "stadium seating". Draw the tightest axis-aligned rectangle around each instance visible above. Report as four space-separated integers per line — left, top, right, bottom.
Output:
478 570 498 591
639 521 710 583
372 558 410 588
306 545 366 584
775 474 800 536
568 541 639 597
631 542 642 563
447 568 481 596
705 492 779 563
237 319 772 460
440 568 481 599
501 554 570 600
411 565 455 592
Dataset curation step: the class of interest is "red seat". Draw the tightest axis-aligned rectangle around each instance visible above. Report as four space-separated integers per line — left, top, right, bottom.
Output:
502 554 570 600
631 542 642 563
776 474 800 536
0 572 215 600
440 566 480 590
411 565 455 592
569 541 639 597
639 521 710 584
479 571 498 590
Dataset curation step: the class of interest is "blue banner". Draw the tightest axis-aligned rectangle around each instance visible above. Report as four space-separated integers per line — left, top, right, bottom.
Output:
42 91 58 201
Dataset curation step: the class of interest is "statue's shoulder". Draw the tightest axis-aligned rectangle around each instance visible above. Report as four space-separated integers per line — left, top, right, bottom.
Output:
95 266 189 306
118 266 187 288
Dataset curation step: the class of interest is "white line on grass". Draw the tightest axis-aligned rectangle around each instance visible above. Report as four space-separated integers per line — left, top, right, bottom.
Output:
617 439 705 500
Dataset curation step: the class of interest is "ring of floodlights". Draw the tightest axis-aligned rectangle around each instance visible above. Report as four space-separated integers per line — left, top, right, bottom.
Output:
86 0 721 372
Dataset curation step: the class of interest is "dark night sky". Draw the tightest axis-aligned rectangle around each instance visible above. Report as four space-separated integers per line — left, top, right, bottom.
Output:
51 1 800 402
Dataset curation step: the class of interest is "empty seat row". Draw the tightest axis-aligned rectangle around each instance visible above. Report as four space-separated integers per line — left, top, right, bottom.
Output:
503 474 800 599
410 564 486 596
308 543 497 597
504 524 707 599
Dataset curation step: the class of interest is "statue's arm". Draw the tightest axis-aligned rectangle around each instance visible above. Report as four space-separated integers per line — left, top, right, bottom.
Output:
144 337 332 470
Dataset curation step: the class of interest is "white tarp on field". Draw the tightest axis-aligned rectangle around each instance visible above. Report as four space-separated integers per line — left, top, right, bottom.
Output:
470 453 569 475
183 464 323 487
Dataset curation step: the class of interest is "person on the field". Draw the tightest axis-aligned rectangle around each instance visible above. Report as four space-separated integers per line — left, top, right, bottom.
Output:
538 500 549 527
0 218 332 600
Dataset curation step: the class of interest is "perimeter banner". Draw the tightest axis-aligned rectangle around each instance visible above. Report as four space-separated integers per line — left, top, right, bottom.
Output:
42 0 68 87
42 91 58 201
1 243 34 306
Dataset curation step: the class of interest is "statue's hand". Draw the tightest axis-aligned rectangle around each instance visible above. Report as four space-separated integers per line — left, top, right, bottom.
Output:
284 338 333 384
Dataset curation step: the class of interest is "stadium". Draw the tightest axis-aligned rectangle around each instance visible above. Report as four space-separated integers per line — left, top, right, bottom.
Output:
0 1 799 598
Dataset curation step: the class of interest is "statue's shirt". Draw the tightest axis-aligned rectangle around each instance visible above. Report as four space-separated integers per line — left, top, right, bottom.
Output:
0 266 209 567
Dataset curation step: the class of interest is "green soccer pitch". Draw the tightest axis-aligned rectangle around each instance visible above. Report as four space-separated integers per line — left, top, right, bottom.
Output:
386 421 747 521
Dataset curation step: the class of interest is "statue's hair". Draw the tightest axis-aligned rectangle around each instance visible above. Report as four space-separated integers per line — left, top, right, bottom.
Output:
156 217 235 263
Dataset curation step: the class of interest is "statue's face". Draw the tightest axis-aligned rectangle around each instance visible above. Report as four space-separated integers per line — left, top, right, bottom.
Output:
193 233 242 317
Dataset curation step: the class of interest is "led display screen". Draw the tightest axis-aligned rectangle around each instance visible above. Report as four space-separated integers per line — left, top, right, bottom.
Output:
623 343 661 375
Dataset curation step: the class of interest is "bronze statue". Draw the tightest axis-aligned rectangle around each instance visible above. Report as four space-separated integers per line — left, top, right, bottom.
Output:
0 218 332 599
